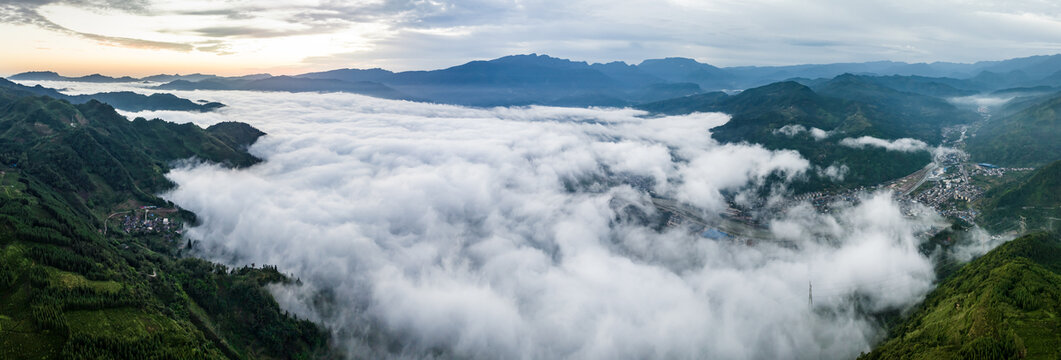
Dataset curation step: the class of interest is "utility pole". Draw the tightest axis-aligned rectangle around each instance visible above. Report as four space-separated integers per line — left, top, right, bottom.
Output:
808 281 813 309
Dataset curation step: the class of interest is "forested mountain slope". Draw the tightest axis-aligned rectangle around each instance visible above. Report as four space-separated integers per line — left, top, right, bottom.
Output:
639 78 978 190
862 232 1061 360
977 159 1061 233
967 92 1061 167
0 85 330 359
0 78 224 113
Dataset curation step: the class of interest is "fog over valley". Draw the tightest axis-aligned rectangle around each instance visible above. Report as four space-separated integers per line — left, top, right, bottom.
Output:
41 84 970 359
8 1 1061 358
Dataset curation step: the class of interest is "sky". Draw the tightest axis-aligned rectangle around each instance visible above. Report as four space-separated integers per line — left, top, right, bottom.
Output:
4 0 1061 77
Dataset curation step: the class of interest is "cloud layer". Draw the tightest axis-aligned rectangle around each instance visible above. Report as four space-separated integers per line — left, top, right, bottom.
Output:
36 86 934 359
839 136 931 152
775 124 832 140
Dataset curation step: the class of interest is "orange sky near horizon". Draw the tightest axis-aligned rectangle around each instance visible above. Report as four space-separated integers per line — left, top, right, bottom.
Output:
0 23 351 78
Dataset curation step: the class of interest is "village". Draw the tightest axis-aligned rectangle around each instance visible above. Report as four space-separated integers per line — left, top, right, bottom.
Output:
106 205 184 240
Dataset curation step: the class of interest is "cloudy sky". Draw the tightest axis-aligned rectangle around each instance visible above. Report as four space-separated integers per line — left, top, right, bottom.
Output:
3 0 1061 76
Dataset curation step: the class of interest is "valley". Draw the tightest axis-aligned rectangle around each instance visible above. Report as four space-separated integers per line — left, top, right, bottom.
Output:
5 48 1061 359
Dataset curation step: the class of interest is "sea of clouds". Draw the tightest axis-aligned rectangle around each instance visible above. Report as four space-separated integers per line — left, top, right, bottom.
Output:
19 81 962 359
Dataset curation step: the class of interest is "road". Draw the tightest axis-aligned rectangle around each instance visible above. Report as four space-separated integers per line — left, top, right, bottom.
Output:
897 163 937 196
103 211 132 236
650 197 775 241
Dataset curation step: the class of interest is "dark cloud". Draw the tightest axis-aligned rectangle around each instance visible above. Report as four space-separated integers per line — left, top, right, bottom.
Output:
175 8 257 20
80 32 193 51
187 23 348 39
193 40 233 55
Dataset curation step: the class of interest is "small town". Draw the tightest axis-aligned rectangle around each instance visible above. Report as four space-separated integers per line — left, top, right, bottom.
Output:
108 205 183 239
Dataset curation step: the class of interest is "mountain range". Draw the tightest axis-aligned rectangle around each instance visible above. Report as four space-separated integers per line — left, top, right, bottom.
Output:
14 53 1061 107
0 78 223 113
8 53 1061 358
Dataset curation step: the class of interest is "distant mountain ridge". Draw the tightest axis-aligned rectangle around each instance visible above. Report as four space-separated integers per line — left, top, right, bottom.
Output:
15 52 1061 107
0 78 223 112
9 71 138 83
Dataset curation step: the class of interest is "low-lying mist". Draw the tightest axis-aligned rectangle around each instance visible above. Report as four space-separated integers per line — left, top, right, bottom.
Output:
102 87 946 359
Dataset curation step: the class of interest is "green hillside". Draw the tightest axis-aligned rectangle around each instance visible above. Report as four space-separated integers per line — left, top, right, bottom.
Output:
811 74 979 141
638 79 979 190
978 160 1061 233
0 85 330 358
861 232 1061 360
967 93 1061 166
0 78 225 113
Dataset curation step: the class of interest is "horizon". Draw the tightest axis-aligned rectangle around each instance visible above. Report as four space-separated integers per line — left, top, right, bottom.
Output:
5 51 1061 79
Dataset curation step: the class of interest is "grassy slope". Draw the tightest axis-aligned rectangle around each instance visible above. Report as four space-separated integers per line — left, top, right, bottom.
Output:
0 86 330 359
861 232 1061 360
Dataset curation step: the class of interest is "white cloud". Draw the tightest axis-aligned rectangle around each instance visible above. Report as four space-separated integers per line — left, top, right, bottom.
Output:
839 136 931 152
947 226 1015 263
817 163 850 181
70 86 950 359
774 124 832 140
948 95 1017 108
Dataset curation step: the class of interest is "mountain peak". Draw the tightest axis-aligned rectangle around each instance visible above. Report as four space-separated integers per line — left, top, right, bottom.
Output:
488 54 590 68
9 71 63 80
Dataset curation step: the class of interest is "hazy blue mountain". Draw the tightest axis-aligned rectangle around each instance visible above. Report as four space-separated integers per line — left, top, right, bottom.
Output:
140 73 221 82
295 68 397 83
0 78 223 112
154 79 235 90
244 76 404 95
637 57 735 89
10 71 137 83
290 54 702 106
226 73 275 81
75 92 225 112
709 54 1061 91
974 54 1061 79
156 76 409 100
7 71 66 81
16 52 1061 107
385 54 616 87
589 61 667 87
855 75 980 97
299 57 682 105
